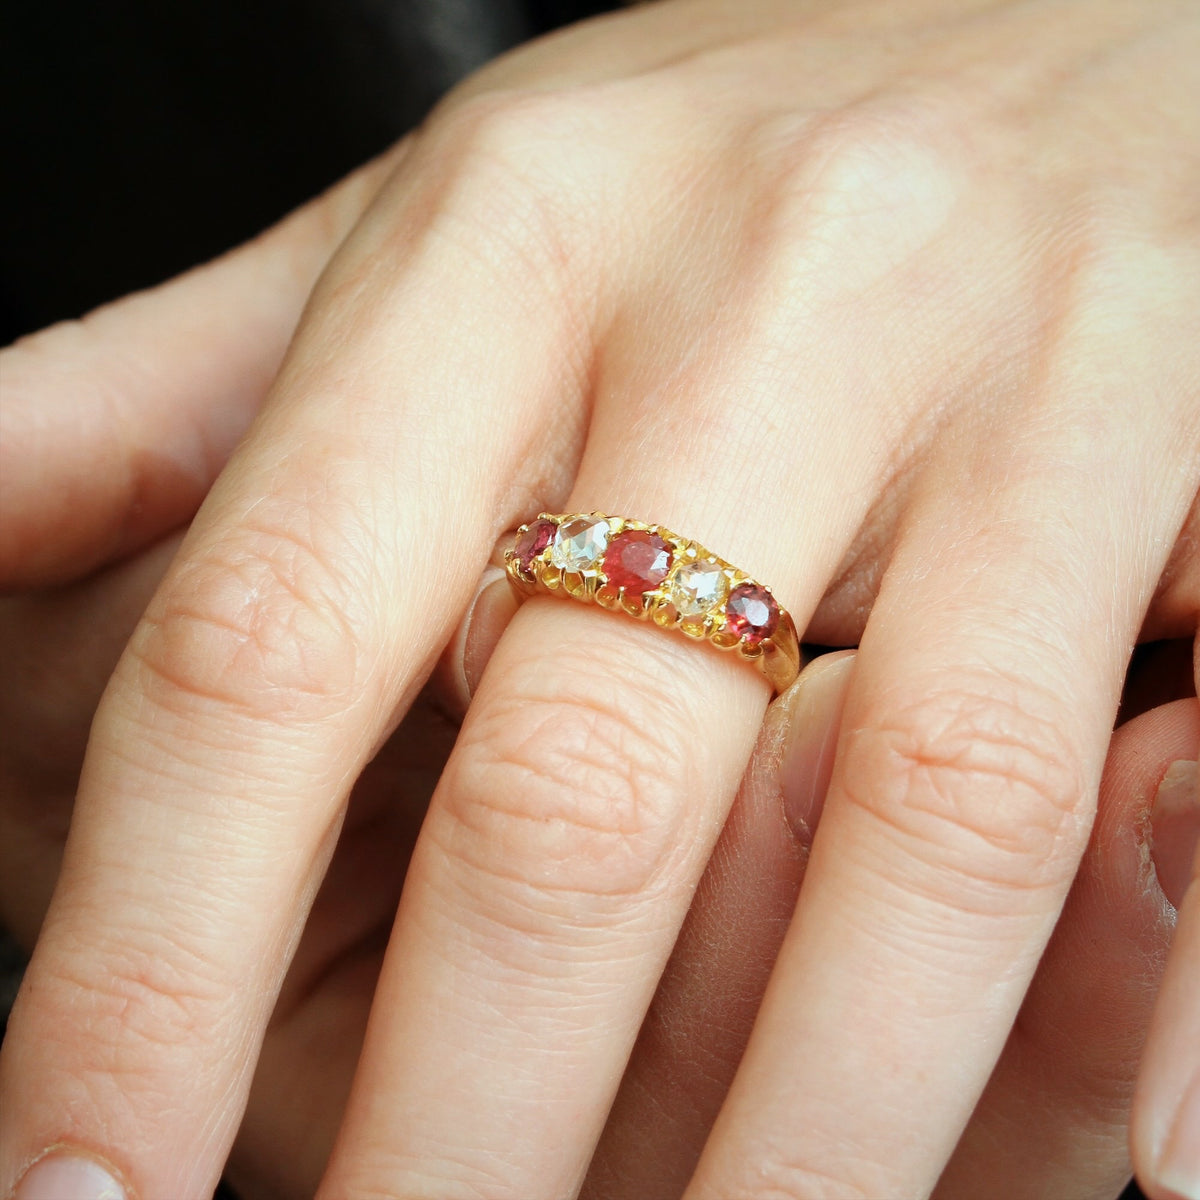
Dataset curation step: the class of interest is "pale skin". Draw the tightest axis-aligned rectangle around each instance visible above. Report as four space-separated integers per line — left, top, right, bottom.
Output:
1 590 1195 1199
1 0 1199 1198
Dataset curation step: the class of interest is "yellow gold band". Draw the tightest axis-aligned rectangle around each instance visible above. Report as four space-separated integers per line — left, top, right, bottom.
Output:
504 512 800 695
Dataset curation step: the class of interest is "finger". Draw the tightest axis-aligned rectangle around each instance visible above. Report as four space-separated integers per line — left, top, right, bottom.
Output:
936 697 1198 1200
1142 490 1200 641
582 650 855 1200
588 681 1196 1200
0 535 181 944
0 551 520 1200
1134 645 1200 1200
0 538 509 955
687 388 1200 1194
0 100 596 1200
315 223 909 1194
587 689 1197 1200
0 148 399 592
224 579 518 1200
227 689 455 1200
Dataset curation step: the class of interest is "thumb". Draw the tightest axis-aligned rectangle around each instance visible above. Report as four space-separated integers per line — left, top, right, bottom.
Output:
0 147 400 591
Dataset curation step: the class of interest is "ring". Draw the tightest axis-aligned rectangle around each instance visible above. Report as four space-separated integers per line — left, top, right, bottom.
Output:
504 512 801 694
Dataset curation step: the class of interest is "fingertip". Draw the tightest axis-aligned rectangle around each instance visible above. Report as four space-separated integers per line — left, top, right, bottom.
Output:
463 575 521 701
1127 702 1200 1200
428 566 519 723
11 1151 128 1200
1150 759 1200 913
1092 698 1200 923
776 648 857 844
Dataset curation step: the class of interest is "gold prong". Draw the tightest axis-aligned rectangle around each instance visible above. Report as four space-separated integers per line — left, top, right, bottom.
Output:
652 601 677 628
620 590 647 618
505 512 799 693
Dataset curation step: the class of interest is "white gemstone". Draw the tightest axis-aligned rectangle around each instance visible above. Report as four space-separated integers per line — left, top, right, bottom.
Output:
669 560 729 616
551 516 609 571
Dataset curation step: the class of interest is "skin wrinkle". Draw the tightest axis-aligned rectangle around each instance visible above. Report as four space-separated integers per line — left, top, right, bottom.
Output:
1 3 1199 1199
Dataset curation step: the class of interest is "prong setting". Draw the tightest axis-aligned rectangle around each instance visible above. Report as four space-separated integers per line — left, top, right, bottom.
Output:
505 512 799 693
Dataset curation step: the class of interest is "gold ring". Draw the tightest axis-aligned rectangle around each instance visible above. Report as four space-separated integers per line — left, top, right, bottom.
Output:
504 512 800 694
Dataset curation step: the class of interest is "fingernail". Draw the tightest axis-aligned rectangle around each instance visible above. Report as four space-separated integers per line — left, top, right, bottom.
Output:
779 650 856 841
433 567 518 720
462 573 518 700
14 1153 126 1200
1150 760 1200 912
1157 1072 1200 1200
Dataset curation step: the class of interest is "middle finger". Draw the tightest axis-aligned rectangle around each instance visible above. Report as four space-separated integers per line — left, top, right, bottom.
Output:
316 149 960 1191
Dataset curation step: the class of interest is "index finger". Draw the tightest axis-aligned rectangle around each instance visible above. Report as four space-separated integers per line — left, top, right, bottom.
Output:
0 109 595 1199
0 149 396 591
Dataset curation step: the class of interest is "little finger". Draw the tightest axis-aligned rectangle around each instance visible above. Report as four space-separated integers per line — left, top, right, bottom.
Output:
0 149 399 590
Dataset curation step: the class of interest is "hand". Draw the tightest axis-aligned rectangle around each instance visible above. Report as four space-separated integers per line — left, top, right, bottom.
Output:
0 523 514 1193
1 0 1198 1197
0 549 1191 1200
587 656 1198 1200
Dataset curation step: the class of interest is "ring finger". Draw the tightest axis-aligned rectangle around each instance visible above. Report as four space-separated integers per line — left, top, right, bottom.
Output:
315 256 904 1195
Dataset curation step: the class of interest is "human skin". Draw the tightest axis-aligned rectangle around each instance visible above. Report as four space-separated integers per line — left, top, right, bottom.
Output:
1 0 1199 1197
0 551 1193 1199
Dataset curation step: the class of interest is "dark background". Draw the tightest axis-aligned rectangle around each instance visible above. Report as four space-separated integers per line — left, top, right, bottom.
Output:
0 3 1153 1196
0 0 611 342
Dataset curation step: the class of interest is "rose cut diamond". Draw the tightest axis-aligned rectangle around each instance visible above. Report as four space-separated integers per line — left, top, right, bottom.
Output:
668 560 728 617
551 516 609 571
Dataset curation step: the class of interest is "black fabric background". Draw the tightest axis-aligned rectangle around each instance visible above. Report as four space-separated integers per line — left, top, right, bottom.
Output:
0 0 612 341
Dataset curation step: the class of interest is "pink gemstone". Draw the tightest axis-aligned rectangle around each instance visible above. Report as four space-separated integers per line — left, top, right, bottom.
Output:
725 583 780 644
603 530 673 594
514 519 556 576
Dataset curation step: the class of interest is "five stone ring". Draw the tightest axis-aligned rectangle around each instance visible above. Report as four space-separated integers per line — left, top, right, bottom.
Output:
504 512 801 694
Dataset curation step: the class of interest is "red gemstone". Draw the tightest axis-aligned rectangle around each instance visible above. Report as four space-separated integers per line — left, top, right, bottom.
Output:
725 583 780 644
603 530 673 594
514 519 556 577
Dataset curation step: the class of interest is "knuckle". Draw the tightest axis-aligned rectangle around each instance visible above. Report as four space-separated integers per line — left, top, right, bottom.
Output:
127 506 369 725
840 671 1089 897
435 87 592 188
419 89 601 287
737 1152 880 1200
436 682 693 905
747 97 970 294
27 924 231 1090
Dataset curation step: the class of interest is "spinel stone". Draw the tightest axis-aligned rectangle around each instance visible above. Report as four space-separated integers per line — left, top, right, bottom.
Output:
669 560 728 617
513 519 556 577
551 516 609 571
725 583 780 644
604 530 672 594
